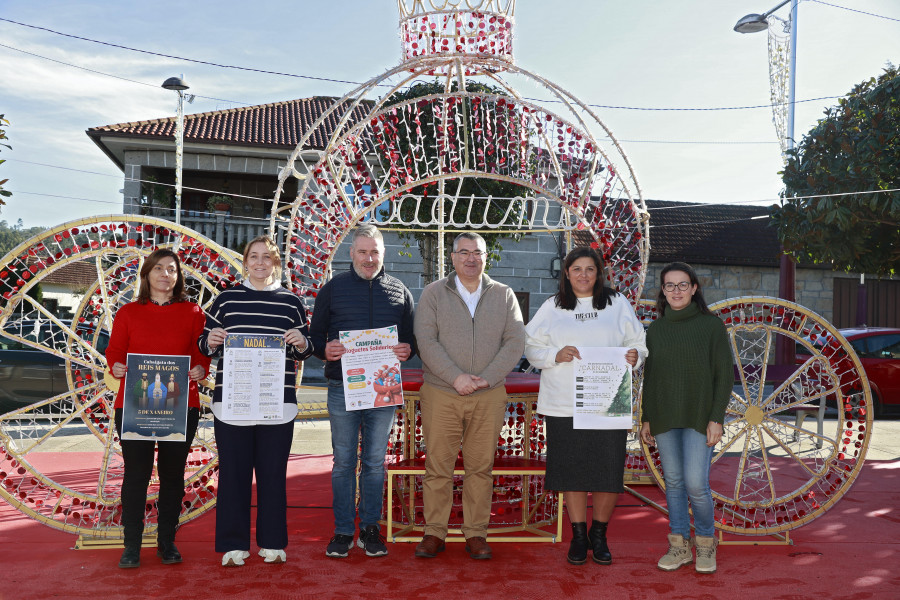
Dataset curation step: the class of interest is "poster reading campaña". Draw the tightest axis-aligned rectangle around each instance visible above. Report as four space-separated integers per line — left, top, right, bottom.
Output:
121 353 190 442
221 334 286 421
339 325 403 411
572 347 633 430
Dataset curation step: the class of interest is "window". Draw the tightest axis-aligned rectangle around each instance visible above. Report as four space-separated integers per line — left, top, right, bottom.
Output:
862 334 900 359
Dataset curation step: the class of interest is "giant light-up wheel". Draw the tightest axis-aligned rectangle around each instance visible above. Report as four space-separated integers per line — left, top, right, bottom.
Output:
0 216 241 538
640 297 872 535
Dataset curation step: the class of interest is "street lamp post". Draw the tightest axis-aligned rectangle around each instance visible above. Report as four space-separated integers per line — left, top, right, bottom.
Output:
161 76 190 225
734 0 798 363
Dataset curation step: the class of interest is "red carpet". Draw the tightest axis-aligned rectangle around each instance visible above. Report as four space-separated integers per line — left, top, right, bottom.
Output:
2 454 898 600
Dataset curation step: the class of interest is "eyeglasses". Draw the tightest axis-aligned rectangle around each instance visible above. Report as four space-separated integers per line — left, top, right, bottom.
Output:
454 250 485 260
662 281 692 292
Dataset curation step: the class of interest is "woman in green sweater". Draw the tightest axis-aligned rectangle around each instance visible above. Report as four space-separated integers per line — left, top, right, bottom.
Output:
640 262 733 574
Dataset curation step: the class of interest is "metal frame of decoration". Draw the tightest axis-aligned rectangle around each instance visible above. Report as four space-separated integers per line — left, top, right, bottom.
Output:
384 392 561 542
766 14 792 161
623 299 662 484
397 0 517 71
270 6 648 303
0 216 241 539
266 0 648 544
639 297 872 538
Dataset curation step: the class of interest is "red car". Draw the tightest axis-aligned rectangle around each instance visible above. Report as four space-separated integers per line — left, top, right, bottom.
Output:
796 327 900 418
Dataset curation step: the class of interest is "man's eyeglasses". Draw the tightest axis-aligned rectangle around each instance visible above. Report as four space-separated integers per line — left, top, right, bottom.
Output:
454 250 485 260
662 282 691 292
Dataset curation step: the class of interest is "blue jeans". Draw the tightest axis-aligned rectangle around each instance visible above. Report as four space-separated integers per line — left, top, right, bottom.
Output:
654 428 716 537
327 379 397 536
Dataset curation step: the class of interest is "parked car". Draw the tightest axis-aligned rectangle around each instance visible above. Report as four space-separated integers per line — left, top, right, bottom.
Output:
0 319 108 414
796 327 900 418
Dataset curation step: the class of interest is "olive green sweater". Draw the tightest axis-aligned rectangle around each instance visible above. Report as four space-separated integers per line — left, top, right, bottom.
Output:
641 302 734 436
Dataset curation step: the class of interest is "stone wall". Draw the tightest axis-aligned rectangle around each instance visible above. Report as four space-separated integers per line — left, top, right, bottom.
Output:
641 263 843 323
329 231 564 321
331 235 844 324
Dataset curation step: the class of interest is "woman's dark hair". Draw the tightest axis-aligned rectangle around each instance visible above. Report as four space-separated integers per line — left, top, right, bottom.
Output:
656 261 712 316
136 248 185 304
554 247 617 311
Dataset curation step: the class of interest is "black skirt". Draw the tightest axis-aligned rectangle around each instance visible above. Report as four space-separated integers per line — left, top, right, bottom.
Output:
544 416 627 493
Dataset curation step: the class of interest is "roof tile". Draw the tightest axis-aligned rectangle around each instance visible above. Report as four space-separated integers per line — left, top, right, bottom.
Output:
87 97 373 150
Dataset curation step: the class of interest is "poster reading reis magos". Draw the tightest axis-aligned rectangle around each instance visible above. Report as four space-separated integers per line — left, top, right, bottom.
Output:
121 354 190 441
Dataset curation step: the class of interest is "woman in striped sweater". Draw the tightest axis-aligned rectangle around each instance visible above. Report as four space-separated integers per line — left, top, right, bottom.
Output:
199 236 313 567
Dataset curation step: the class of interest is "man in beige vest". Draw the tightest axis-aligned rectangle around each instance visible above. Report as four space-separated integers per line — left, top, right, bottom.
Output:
413 232 525 560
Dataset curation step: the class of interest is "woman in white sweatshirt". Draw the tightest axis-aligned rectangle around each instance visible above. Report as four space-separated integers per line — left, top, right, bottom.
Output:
524 247 646 566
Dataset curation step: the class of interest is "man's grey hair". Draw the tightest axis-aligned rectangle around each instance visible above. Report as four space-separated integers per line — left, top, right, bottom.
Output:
452 231 486 252
351 224 384 247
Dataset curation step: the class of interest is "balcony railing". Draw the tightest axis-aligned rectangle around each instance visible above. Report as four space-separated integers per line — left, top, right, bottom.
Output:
181 213 275 252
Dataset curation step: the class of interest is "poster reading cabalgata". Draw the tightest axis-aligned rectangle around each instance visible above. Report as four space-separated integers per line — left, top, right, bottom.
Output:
121 353 191 442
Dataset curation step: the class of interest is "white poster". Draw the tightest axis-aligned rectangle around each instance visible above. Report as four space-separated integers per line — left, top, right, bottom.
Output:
572 347 633 430
221 334 286 421
339 325 403 411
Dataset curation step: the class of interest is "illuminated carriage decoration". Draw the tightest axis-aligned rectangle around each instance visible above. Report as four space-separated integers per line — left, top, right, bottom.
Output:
0 0 872 540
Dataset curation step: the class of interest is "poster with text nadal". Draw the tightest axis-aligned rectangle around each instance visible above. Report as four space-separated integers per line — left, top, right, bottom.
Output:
572 347 633 429
121 353 190 441
340 325 402 411
221 334 286 421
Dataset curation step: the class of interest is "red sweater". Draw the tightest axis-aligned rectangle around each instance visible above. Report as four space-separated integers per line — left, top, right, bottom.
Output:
105 301 210 409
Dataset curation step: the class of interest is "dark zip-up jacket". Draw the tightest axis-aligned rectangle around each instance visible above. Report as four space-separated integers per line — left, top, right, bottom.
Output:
309 266 416 381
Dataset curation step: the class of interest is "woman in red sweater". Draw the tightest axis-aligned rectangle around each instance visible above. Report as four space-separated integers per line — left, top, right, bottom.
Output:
105 249 211 568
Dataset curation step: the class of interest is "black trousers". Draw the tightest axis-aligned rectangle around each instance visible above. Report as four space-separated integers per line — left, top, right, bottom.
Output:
213 418 294 552
115 408 200 547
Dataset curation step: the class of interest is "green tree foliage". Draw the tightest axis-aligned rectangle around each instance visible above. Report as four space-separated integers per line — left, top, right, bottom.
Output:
606 369 632 416
380 81 530 282
140 175 173 215
772 64 900 275
0 219 46 258
0 114 10 208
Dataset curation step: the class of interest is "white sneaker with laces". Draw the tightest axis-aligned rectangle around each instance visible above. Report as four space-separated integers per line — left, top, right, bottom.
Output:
258 548 286 564
222 550 250 567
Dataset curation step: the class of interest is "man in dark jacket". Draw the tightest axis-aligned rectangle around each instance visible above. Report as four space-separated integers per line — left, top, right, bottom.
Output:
309 224 416 559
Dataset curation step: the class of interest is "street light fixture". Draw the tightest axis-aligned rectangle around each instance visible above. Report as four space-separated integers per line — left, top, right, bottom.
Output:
162 76 190 225
733 0 793 34
733 0 797 158
734 0 798 362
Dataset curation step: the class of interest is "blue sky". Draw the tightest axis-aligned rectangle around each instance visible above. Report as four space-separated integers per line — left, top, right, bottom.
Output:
0 0 897 228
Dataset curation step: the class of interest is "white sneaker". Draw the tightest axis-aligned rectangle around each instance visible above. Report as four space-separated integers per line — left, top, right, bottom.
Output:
258 548 286 564
222 550 250 567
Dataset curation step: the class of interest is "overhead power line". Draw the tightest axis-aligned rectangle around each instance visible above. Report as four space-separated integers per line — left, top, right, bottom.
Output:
0 43 250 106
0 18 364 87
0 18 848 113
809 0 900 23
0 41 791 145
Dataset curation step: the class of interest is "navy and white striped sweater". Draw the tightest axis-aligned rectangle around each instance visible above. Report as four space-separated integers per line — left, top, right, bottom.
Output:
199 284 313 407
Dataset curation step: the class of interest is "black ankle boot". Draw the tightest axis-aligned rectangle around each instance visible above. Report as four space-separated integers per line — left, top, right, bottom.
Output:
589 520 612 565
118 545 141 568
157 540 183 565
567 522 588 565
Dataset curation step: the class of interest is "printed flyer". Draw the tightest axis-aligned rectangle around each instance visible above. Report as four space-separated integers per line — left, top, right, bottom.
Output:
121 353 190 441
339 325 402 411
572 347 633 430
221 333 286 421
